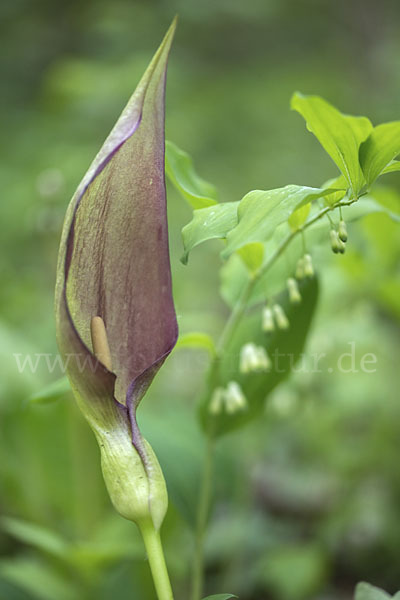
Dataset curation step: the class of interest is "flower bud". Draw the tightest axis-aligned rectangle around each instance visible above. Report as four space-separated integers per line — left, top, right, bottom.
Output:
330 229 340 254
287 277 301 303
337 238 346 254
295 257 305 280
262 306 275 332
99 427 168 531
240 343 271 373
209 387 225 415
338 220 348 242
303 254 314 277
273 304 289 330
225 381 247 413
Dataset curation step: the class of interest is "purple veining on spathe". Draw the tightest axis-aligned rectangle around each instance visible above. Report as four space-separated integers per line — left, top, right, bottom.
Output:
61 114 143 412
56 22 178 464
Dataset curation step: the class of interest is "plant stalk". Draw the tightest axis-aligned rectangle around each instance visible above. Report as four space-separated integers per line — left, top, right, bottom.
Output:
139 519 174 600
191 435 215 600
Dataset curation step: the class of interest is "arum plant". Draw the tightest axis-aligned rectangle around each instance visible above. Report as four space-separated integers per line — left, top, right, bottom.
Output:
55 20 178 600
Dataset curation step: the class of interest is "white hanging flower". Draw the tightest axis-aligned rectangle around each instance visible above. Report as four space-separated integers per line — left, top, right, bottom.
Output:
225 381 247 413
330 229 340 253
255 346 272 371
303 254 314 277
338 219 348 242
287 278 301 303
240 343 271 373
330 229 345 254
209 387 225 415
273 304 289 329
262 306 275 332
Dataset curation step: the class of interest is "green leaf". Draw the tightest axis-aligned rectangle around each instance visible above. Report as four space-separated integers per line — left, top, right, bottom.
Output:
1 517 68 558
291 92 373 196
381 159 400 175
220 250 277 310
181 201 239 264
200 276 319 437
359 121 400 186
165 140 218 209
220 230 293 310
321 175 348 205
355 582 391 600
176 332 216 357
288 202 311 230
29 376 72 405
202 595 238 600
222 185 337 259
236 242 264 274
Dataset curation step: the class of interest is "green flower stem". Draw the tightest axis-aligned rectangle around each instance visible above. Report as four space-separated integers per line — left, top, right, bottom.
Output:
190 197 357 600
138 518 174 600
191 435 215 600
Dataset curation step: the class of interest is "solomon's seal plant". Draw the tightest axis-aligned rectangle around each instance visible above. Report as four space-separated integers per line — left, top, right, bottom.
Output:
52 17 400 600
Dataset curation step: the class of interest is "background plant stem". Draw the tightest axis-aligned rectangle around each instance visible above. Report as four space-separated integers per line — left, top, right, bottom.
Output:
138 519 174 600
191 435 215 600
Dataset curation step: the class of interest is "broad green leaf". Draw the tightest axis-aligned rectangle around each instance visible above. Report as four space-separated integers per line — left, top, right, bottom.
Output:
359 121 400 186
222 185 336 259
288 202 311 230
202 595 238 600
181 201 239 264
1 517 68 558
220 254 254 309
200 276 319 437
381 159 400 175
220 248 285 310
291 92 372 196
236 242 264 274
176 332 216 356
220 228 298 310
321 175 347 205
29 376 71 405
355 582 391 600
165 140 218 209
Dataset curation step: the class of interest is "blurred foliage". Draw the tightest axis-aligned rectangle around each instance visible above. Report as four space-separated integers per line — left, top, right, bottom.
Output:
1 1 400 599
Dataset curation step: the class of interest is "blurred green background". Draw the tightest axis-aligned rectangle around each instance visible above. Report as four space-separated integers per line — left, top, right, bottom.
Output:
1 0 400 599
